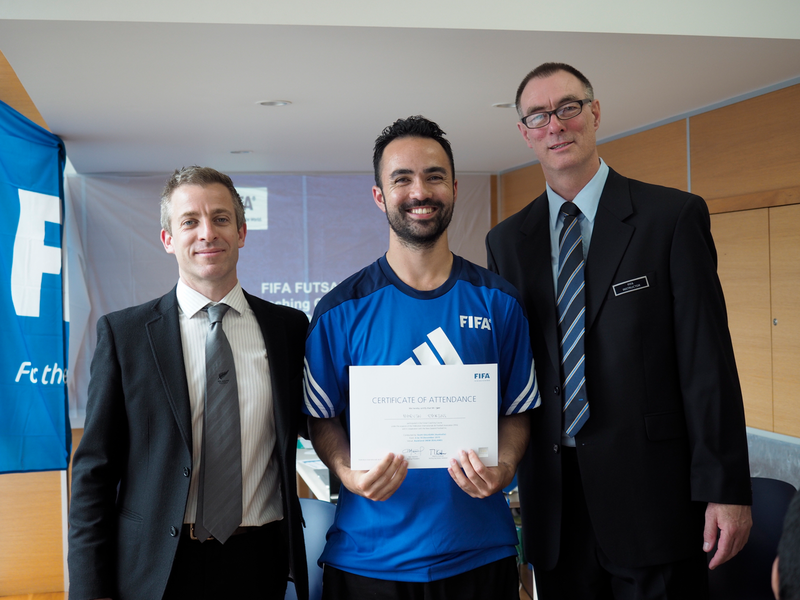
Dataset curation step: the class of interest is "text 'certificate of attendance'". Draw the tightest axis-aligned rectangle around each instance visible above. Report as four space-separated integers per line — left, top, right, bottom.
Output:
349 364 498 470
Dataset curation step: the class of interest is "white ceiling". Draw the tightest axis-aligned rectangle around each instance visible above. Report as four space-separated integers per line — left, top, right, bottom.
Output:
2 1 800 175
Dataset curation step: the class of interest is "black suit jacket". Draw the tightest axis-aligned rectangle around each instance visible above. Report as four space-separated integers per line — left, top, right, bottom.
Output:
486 168 751 570
68 287 309 600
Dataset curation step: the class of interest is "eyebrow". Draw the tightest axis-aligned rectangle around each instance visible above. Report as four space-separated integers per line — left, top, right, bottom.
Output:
177 208 234 220
389 166 448 179
525 94 582 115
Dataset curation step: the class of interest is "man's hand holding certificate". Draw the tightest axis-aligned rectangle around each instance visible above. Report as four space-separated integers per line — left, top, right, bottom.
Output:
349 364 499 470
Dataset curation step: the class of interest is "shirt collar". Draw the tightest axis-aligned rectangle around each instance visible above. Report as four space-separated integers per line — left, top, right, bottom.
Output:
175 279 247 318
547 158 609 229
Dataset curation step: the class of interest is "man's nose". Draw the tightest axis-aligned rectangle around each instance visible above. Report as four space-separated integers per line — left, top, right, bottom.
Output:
198 220 218 240
409 178 432 199
547 113 567 133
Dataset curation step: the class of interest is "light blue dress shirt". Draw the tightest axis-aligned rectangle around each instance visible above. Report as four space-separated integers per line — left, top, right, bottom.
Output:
546 158 609 445
546 158 610 291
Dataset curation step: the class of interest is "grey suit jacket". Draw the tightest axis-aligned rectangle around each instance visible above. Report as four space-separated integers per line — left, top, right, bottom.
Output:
68 286 309 600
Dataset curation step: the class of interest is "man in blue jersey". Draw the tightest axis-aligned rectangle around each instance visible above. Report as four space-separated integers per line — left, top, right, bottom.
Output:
303 115 540 599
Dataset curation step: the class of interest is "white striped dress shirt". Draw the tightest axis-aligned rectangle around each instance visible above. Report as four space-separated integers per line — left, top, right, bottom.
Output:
176 279 283 527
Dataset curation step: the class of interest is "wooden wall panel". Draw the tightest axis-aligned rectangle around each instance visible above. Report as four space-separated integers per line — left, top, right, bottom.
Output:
490 174 498 228
707 185 800 215
0 50 48 130
2 594 65 600
499 163 545 221
710 209 773 430
69 428 83 492
0 472 63 595
770 204 800 437
0 427 85 595
691 84 800 201
598 120 688 191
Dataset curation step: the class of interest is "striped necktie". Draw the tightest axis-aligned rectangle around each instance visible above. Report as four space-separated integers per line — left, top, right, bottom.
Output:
194 303 243 543
557 202 590 437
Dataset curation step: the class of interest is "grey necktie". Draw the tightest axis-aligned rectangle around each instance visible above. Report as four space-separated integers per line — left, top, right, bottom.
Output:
194 303 242 544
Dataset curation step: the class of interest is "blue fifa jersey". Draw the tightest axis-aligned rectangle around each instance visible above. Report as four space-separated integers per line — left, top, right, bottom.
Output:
304 254 539 581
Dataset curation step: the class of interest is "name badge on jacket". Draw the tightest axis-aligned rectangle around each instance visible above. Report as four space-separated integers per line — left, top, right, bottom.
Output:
613 276 649 297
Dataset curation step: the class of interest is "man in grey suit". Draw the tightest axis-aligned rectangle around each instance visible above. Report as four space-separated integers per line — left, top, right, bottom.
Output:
68 166 309 600
486 63 752 600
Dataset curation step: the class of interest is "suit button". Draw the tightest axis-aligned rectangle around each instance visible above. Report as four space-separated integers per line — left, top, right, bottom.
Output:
170 526 179 537
553 444 559 453
554 386 560 395
183 467 191 477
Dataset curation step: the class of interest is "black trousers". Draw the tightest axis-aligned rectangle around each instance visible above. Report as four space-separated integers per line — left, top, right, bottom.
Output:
162 520 290 599
321 555 519 600
534 448 709 600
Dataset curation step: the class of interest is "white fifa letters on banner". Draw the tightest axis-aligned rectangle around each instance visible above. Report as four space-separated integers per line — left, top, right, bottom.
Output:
11 189 62 317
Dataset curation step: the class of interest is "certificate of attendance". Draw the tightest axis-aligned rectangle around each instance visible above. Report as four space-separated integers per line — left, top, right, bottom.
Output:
349 364 498 470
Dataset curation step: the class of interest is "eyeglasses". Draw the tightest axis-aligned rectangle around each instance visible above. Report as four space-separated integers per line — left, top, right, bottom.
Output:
520 99 592 129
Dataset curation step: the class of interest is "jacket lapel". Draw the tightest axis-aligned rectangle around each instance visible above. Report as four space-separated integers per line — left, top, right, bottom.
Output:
245 293 289 463
146 288 193 450
517 193 561 376
585 169 635 333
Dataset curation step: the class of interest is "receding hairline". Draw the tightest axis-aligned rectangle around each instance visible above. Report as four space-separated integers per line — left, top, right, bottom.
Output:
161 180 244 234
167 179 234 195
515 63 594 118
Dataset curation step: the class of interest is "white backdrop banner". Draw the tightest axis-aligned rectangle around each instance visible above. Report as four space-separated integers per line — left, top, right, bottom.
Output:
64 172 490 424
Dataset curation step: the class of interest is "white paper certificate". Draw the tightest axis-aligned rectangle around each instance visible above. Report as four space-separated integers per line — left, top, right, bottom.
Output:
349 364 498 469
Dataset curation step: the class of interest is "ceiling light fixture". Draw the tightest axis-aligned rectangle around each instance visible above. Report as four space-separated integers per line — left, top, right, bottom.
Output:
492 102 516 109
257 100 292 107
230 150 252 154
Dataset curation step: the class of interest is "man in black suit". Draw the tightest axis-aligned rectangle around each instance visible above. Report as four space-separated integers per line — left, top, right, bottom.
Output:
486 62 753 599
68 166 309 600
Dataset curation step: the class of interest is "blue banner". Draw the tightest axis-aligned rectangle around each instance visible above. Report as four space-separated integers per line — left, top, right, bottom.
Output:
0 99 69 473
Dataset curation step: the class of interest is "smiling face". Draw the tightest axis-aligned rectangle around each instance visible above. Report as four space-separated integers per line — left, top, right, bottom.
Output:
373 136 457 250
517 69 601 195
160 182 246 301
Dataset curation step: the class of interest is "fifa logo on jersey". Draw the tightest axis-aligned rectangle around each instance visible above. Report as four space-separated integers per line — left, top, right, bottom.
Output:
459 315 491 330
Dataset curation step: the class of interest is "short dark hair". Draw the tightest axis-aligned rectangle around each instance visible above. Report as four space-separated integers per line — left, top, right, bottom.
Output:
515 62 595 119
373 116 455 189
160 166 245 234
779 491 800 599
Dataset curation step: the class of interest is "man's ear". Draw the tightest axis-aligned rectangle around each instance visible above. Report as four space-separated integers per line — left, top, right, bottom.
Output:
517 121 534 150
373 186 387 214
591 99 601 132
161 229 174 254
